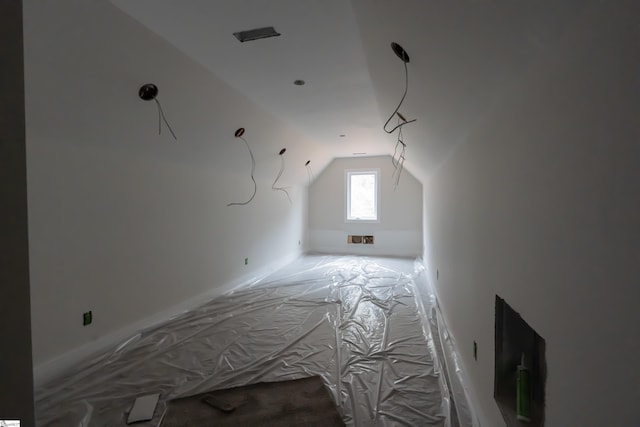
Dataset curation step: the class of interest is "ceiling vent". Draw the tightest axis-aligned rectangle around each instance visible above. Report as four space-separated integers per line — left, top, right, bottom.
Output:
233 27 280 43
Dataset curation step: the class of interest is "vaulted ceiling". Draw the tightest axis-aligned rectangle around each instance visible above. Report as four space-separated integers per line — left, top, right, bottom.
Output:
110 0 588 182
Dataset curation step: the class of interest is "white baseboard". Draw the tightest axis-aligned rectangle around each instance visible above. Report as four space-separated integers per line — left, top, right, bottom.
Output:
33 251 301 389
417 260 484 427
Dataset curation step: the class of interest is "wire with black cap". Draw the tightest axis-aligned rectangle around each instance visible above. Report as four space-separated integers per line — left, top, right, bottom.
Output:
138 83 177 140
383 43 416 188
272 148 291 203
227 128 257 206
383 43 416 135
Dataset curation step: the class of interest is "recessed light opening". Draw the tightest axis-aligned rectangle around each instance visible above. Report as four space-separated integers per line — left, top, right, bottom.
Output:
391 42 410 63
233 26 280 43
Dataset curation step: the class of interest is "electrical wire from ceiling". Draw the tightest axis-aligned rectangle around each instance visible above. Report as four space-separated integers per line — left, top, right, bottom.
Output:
391 117 406 189
382 44 416 135
138 84 177 140
272 148 292 203
383 43 415 189
154 99 177 140
305 160 313 186
227 128 257 207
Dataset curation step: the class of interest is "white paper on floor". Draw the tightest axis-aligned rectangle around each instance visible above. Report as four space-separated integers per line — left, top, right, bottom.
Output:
35 255 452 427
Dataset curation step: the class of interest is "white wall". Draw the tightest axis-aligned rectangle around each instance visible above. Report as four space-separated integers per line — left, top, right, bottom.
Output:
309 156 422 256
423 2 640 426
23 0 316 380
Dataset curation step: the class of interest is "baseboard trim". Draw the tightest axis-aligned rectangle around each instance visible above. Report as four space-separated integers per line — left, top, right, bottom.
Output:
418 260 484 427
33 251 301 389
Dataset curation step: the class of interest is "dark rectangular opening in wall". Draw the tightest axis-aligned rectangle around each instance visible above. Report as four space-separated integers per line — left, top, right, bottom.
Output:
495 295 546 426
347 235 374 244
348 235 362 244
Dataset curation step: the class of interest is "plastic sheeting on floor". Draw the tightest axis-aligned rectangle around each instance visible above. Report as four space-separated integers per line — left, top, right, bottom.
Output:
35 255 453 427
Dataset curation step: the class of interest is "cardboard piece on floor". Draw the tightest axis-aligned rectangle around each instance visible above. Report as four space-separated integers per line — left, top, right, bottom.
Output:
127 393 160 424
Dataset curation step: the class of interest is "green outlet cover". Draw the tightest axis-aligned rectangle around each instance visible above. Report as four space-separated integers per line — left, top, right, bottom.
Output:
83 311 92 326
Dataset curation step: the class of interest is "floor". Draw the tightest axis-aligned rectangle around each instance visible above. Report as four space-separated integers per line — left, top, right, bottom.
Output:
35 255 449 426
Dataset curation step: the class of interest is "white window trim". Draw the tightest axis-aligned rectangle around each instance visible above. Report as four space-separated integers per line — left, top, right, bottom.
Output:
345 168 380 223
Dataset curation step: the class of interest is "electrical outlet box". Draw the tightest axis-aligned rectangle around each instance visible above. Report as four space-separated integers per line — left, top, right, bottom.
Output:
83 311 92 326
347 235 374 244
474 341 478 361
244 257 248 265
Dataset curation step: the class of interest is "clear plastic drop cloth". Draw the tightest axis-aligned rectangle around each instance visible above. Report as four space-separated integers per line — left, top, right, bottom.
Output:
35 255 451 427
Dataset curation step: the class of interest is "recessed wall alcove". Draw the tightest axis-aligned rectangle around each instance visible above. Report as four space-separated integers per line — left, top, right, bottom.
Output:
495 295 546 426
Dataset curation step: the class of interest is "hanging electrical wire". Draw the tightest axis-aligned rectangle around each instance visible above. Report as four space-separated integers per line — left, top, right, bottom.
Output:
391 117 406 189
154 99 177 140
272 148 291 203
138 83 177 141
382 43 416 135
227 128 257 207
305 160 313 186
383 42 416 189
391 116 404 169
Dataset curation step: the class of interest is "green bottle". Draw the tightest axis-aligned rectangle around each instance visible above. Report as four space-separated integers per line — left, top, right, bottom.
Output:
517 353 531 422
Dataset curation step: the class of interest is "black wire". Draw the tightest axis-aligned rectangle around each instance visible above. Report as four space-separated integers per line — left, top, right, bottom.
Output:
154 98 177 140
227 136 257 206
272 154 291 203
383 60 416 134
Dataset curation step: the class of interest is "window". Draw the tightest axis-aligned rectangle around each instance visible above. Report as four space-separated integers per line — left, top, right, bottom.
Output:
346 169 379 221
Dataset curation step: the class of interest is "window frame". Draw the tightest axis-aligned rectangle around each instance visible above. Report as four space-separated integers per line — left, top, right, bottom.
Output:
345 168 380 223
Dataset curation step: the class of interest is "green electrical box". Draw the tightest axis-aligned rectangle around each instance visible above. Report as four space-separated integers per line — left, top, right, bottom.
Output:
83 311 92 326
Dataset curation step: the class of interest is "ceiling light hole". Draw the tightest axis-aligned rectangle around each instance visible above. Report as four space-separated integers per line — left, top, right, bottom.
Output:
391 42 410 63
233 27 280 43
294 79 305 86
138 83 158 101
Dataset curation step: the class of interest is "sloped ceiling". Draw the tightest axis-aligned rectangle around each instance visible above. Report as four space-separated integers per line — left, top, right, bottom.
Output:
111 0 589 183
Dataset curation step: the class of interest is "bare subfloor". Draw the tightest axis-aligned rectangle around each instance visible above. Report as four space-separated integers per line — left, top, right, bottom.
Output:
35 255 448 426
